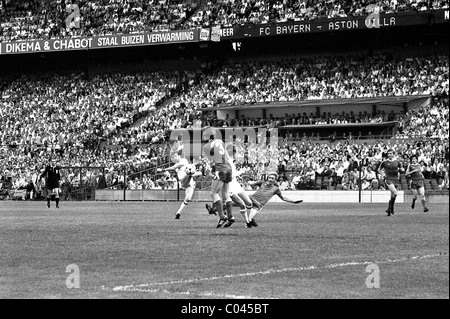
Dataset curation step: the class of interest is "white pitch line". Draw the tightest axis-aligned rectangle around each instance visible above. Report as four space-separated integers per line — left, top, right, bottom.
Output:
108 252 448 292
111 287 265 299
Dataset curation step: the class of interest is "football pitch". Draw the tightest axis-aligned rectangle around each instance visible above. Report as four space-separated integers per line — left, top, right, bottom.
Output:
1 200 448 299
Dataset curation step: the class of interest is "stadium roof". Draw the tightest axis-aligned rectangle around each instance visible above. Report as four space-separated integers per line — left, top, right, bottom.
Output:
206 95 431 111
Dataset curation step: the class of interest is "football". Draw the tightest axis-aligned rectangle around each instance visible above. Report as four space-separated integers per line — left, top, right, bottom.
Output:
185 164 196 175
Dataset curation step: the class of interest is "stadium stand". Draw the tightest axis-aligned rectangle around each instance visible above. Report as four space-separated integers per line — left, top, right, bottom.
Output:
0 2 448 199
1 0 448 42
0 0 199 41
184 0 449 28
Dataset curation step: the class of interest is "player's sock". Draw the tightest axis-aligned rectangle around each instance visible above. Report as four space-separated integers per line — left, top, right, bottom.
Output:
249 208 259 221
47 197 51 208
391 196 396 213
225 201 233 220
411 198 417 209
55 197 60 208
386 199 392 214
214 200 225 219
176 201 188 215
239 208 248 224
245 205 253 223
421 198 427 209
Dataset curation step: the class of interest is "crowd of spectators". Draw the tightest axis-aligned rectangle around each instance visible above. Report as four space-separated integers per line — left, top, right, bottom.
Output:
90 51 445 151
0 138 173 199
168 52 448 110
180 93 448 193
0 69 182 150
0 68 183 199
134 51 448 143
209 124 449 192
396 95 449 139
185 0 449 29
0 0 198 42
1 0 448 42
1 50 449 199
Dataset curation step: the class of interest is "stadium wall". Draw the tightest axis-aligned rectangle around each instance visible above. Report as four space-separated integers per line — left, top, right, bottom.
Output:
217 104 374 120
215 97 430 121
95 189 411 203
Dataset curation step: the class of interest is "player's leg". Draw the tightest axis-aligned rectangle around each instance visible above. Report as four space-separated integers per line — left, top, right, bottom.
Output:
248 205 264 226
237 192 253 226
205 202 218 215
247 195 265 225
45 186 51 208
54 188 60 208
418 186 428 212
175 187 194 219
223 183 236 227
230 193 249 227
411 185 418 209
386 181 398 216
211 179 227 226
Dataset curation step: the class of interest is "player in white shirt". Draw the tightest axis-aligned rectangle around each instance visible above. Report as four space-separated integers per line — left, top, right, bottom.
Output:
227 157 256 228
164 152 202 219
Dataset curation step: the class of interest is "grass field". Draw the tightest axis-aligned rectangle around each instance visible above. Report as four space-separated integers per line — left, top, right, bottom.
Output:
1 200 448 299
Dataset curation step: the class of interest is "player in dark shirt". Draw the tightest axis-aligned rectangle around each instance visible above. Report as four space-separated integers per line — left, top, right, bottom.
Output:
246 172 303 227
405 155 429 212
206 171 302 227
202 132 234 228
377 149 404 216
39 158 61 209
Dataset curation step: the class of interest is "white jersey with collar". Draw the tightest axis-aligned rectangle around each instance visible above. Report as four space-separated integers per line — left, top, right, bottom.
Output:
175 158 189 180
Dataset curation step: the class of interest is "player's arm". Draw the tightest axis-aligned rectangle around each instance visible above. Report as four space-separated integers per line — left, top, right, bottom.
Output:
377 161 385 176
405 164 418 176
248 180 263 186
398 162 405 173
164 162 184 171
39 167 48 180
405 164 411 175
192 171 203 177
408 164 421 175
277 192 303 204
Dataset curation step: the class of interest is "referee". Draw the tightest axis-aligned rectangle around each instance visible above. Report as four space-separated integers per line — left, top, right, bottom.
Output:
39 158 61 209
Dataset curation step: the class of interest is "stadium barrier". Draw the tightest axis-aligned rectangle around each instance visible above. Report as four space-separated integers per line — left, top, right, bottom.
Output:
95 189 407 203
404 192 449 205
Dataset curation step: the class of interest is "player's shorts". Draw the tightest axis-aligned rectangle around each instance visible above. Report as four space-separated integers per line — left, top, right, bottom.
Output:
47 182 60 190
410 179 425 190
47 187 61 196
214 163 232 183
229 180 244 196
180 175 195 190
384 178 400 188
217 170 232 183
250 196 263 211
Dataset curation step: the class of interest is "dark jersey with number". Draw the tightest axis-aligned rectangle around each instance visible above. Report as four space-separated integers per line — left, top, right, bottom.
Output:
379 159 402 180
202 139 232 173
250 181 281 206
40 165 61 189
